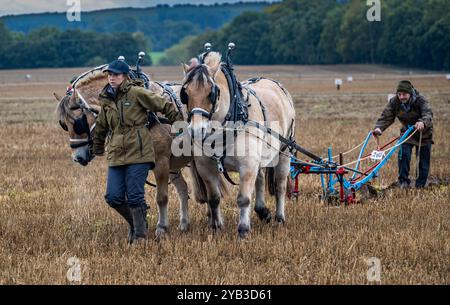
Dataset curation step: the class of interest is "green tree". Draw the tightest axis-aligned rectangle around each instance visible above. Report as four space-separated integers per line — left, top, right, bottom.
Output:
0 21 12 68
318 5 345 64
159 35 197 66
377 0 426 67
337 0 384 63
215 12 274 65
419 0 450 69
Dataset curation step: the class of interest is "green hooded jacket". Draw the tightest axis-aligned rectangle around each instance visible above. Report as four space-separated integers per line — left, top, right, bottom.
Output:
93 79 182 166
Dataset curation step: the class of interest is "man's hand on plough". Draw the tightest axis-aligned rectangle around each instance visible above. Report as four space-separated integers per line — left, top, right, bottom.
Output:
414 121 425 131
373 128 382 136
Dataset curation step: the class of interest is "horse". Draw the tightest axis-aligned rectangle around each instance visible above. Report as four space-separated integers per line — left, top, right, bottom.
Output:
54 66 204 237
181 52 296 238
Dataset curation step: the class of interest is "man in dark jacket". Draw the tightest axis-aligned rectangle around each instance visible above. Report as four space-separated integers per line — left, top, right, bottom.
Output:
373 80 433 188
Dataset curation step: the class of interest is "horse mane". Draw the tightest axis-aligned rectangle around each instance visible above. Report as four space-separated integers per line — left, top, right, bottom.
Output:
184 52 222 88
56 94 74 122
184 65 210 88
75 69 107 88
203 52 222 69
56 67 107 122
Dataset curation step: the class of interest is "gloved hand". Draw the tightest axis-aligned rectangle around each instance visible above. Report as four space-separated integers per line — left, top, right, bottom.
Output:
373 128 382 136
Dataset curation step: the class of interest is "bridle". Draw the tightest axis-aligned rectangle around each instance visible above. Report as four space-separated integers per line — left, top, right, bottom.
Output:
59 88 98 156
180 70 221 123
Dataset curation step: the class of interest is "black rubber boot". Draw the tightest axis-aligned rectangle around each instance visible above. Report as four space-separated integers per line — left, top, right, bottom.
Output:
112 205 134 244
130 205 148 243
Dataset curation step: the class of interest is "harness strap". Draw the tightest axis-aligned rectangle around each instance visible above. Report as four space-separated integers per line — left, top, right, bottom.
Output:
222 167 239 185
212 155 239 186
188 108 211 122
155 81 184 114
245 120 322 163
221 64 248 124
244 77 290 97
242 85 268 129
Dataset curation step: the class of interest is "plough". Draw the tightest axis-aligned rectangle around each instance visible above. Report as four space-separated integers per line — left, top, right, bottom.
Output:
288 125 416 204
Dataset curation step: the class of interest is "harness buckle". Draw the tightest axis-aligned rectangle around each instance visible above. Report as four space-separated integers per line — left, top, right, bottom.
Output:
212 155 224 173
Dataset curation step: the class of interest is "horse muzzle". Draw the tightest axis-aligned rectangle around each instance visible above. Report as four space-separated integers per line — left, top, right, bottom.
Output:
72 147 90 166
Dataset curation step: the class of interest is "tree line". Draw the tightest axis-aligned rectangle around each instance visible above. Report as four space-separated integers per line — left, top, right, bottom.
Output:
161 0 450 70
0 23 150 69
1 2 269 52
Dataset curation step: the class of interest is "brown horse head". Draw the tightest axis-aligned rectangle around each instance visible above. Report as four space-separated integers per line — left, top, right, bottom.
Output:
55 68 104 165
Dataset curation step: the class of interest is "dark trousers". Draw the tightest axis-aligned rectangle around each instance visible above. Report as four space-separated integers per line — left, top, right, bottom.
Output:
104 163 152 208
398 143 432 187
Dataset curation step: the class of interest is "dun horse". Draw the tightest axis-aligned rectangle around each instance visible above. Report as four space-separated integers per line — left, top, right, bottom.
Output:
181 51 296 238
55 66 216 237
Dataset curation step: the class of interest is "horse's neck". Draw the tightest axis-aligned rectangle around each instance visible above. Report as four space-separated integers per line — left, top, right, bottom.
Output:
148 81 164 95
212 68 231 123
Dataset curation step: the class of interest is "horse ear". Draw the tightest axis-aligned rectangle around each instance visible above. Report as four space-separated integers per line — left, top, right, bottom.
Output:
207 61 221 78
53 92 62 101
181 63 190 76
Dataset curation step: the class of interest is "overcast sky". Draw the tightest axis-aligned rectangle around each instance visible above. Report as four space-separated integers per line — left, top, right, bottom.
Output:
0 0 274 17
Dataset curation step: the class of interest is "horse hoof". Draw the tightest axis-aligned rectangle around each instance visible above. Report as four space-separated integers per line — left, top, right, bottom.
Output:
208 217 224 230
209 221 223 230
275 215 285 225
178 221 190 232
155 225 168 238
255 207 272 223
130 237 147 247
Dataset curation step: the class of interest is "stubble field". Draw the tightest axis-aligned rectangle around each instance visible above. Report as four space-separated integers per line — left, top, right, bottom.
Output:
0 64 448 284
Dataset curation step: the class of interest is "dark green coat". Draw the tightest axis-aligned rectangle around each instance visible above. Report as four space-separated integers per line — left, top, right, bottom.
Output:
93 79 182 166
375 94 433 146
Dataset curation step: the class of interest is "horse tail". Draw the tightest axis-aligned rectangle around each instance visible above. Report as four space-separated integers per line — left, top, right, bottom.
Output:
266 167 277 197
189 160 208 204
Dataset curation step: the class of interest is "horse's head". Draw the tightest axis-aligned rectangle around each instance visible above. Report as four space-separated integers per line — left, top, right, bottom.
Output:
55 90 100 166
181 53 222 140
55 68 108 165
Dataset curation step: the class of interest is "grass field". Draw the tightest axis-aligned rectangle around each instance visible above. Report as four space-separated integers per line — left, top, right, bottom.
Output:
150 52 166 66
0 64 448 284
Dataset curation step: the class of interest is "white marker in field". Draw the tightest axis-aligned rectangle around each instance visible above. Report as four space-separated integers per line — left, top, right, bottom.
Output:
335 78 343 91
347 76 353 83
25 74 31 81
446 74 450 81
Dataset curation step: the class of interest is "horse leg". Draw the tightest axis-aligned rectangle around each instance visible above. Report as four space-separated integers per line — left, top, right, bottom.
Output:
237 165 259 238
254 167 271 223
193 159 223 229
170 171 190 232
206 180 223 230
153 159 170 237
274 154 290 224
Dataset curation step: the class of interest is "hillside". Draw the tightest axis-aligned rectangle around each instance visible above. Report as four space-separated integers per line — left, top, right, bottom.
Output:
170 0 450 70
0 2 270 51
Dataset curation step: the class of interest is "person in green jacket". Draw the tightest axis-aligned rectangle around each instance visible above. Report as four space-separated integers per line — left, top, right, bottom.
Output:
373 80 433 189
93 59 182 244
